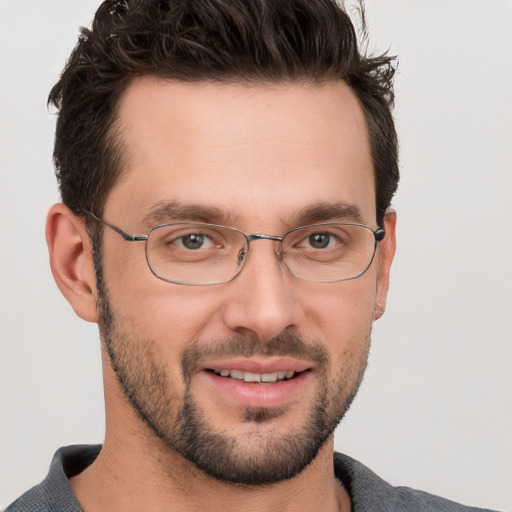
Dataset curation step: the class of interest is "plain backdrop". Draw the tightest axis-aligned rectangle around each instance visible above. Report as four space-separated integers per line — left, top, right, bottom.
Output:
1 1 511 510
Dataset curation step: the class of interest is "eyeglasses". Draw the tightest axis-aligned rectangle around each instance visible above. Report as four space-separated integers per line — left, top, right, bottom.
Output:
86 212 385 286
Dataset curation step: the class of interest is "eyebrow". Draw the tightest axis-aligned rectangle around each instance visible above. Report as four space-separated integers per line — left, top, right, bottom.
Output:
143 201 232 227
142 200 366 230
292 202 366 226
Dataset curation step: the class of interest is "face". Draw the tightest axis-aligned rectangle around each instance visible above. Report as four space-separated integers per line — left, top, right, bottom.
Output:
96 79 395 485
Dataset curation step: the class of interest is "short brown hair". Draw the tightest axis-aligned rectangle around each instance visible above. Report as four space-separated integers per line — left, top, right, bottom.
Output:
49 0 398 227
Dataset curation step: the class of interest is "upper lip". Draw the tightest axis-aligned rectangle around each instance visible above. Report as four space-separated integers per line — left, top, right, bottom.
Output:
200 356 313 374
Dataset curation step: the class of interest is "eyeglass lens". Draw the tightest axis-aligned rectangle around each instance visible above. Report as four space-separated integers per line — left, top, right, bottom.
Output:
145 223 378 285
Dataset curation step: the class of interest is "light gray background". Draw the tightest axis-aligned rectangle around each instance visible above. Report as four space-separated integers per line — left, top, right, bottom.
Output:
1 1 511 509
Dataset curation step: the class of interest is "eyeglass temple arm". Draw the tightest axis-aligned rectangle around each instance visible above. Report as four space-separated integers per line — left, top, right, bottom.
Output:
84 211 148 242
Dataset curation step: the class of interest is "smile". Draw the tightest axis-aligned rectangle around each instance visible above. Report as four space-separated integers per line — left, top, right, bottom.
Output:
200 363 312 409
210 369 298 383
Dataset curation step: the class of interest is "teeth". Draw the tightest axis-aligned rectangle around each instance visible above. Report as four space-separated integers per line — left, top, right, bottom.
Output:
243 371 261 383
213 369 296 382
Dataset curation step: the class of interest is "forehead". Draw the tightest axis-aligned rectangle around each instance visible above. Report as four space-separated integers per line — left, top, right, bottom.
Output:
107 78 375 228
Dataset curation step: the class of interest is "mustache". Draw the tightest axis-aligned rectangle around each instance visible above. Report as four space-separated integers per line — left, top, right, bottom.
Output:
182 331 328 377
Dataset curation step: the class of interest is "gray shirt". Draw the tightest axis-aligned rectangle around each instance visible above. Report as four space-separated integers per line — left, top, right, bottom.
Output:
5 445 498 511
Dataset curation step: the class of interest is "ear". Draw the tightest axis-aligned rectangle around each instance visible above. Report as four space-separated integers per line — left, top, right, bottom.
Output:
373 209 397 320
46 203 99 323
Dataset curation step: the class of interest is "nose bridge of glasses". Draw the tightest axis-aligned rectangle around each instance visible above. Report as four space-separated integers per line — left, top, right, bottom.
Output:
244 233 285 262
246 233 283 243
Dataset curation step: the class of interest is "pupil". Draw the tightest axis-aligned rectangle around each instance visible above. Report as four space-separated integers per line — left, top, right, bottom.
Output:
309 233 329 249
183 234 203 249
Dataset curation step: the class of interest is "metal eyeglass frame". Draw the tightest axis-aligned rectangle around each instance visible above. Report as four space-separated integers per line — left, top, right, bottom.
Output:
84 211 386 285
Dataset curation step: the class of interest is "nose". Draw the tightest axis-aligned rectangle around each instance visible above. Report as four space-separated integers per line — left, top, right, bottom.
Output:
222 241 301 342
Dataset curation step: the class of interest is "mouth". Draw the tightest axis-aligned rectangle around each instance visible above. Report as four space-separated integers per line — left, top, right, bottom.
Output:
206 368 302 383
197 357 313 409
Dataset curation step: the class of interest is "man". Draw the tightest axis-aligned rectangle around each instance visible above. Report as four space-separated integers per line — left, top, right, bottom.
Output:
3 1 503 511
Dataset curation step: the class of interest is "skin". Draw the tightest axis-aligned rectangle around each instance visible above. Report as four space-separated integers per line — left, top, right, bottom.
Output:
46 78 396 511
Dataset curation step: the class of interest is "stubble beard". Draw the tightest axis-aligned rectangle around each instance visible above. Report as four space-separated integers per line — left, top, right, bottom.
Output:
95 270 371 486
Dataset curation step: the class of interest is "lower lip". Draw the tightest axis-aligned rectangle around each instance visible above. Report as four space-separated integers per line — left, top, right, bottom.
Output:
200 370 311 409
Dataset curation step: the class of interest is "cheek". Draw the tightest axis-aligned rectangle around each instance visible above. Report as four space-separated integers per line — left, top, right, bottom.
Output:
303 274 377 329
103 250 228 352
302 277 376 361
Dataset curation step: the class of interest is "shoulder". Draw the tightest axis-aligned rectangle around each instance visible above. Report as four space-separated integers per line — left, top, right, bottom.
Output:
333 452 500 512
4 445 100 512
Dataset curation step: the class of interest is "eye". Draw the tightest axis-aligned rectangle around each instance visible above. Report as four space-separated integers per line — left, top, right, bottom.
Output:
307 232 333 249
287 225 352 255
173 232 217 250
178 233 208 250
297 230 342 250
284 225 356 265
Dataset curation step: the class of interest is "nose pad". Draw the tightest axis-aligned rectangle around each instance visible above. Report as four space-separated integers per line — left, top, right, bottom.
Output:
241 240 285 271
237 247 247 266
